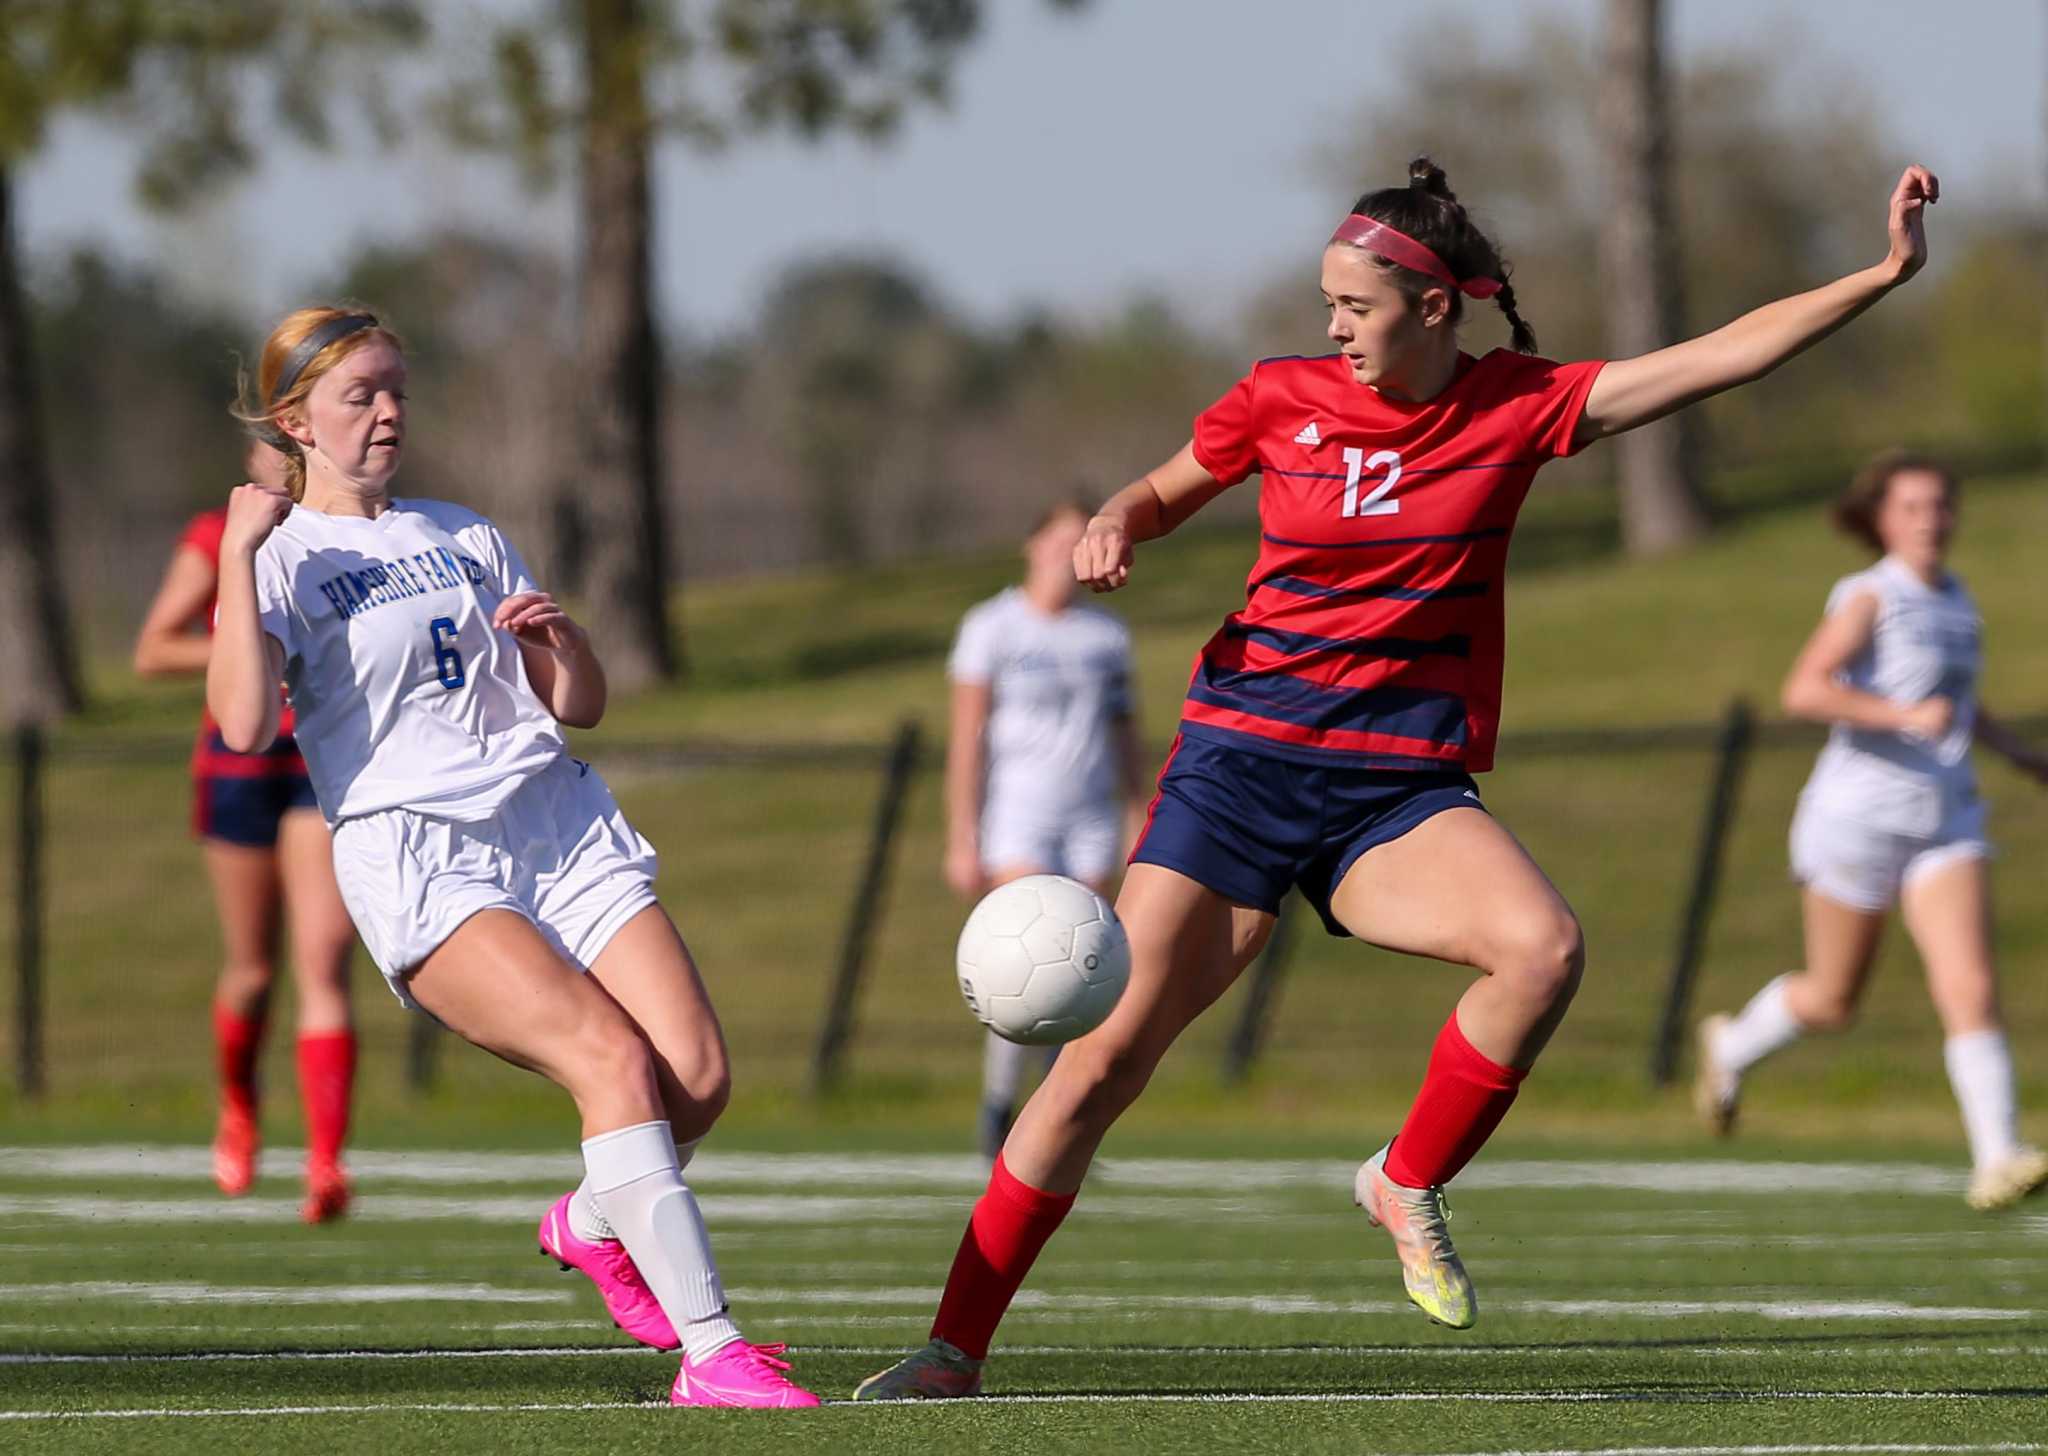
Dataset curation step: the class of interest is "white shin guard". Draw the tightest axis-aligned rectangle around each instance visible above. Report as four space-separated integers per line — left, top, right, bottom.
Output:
581 1121 740 1361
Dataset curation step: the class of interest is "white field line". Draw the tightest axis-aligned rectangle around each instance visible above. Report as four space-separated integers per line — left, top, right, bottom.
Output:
0 1276 2031 1322
0 1191 1296 1227
0 1391 2033 1421
0 1147 1974 1197
0 1277 2023 1326
0 1281 569 1307
10 1342 2048 1368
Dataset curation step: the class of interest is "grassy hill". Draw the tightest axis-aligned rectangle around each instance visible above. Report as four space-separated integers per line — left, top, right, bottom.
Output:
7 467 2047 1156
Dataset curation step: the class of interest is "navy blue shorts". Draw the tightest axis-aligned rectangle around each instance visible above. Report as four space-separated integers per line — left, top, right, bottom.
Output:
1130 730 1485 937
192 731 319 848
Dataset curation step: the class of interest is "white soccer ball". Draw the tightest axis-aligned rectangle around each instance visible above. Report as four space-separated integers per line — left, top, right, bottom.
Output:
956 874 1131 1046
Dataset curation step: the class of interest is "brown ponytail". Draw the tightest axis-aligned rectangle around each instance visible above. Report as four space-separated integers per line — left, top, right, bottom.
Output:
1344 156 1538 353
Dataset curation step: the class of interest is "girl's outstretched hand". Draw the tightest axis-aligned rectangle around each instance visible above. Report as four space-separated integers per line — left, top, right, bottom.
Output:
1883 165 1938 284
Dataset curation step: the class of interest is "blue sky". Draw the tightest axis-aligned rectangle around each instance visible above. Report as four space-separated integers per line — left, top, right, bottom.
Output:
20 0 2045 339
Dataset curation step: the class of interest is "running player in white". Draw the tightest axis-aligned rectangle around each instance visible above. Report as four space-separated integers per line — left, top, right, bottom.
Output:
1696 450 2048 1210
946 499 1146 1157
207 304 817 1407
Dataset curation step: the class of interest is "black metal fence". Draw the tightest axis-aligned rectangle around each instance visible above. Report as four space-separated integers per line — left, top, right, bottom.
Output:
0 704 1826 1105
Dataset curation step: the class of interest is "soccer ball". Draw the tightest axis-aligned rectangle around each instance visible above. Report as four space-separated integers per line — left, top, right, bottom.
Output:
956 874 1131 1045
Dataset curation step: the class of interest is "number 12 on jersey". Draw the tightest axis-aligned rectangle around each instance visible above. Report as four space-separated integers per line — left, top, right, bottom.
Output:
429 617 466 690
1340 447 1402 518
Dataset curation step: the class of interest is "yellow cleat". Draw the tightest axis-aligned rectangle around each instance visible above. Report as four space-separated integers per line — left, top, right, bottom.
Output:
852 1338 984 1401
1967 1146 2048 1212
1355 1145 1475 1330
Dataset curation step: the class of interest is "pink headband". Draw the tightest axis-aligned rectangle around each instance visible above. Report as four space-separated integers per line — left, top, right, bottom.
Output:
1328 215 1502 300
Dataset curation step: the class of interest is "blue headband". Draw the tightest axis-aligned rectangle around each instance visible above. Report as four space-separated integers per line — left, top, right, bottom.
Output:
253 313 377 450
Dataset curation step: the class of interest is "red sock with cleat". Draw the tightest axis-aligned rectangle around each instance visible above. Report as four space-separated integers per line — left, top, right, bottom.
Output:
213 1004 265 1123
930 1153 1076 1359
296 1030 356 1172
1384 1013 1527 1189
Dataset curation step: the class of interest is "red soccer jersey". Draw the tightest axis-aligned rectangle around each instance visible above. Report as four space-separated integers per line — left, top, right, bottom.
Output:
1184 348 1605 774
180 508 301 763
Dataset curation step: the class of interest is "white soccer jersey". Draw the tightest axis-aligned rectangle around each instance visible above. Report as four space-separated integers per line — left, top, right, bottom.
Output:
252 498 565 824
948 588 1133 828
1800 555 1982 836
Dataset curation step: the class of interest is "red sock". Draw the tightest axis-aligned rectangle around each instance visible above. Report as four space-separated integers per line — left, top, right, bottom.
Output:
930 1153 1076 1359
1384 1013 1527 1189
296 1031 356 1170
213 1004 265 1122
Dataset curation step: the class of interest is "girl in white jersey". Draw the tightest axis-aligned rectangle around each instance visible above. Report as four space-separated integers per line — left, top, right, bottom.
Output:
946 499 1145 1156
207 305 817 1408
1697 452 2048 1211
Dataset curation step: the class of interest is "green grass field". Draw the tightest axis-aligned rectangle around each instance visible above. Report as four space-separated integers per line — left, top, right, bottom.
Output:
2 465 2045 1450
7 468 2048 1143
1 1137 2043 1452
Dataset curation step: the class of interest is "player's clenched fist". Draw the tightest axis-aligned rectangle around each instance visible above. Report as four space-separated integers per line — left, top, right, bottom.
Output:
220 481 294 559
1073 515 1133 593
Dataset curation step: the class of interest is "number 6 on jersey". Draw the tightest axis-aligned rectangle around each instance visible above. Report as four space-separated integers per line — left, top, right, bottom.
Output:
1341 447 1402 518
429 616 465 690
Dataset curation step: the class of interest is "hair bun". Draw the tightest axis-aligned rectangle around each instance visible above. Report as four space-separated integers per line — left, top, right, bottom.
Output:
1408 156 1456 202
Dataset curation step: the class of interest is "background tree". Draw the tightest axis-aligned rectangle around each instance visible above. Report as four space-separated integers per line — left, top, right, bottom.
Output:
0 1 421 723
448 0 1089 689
1598 0 1708 554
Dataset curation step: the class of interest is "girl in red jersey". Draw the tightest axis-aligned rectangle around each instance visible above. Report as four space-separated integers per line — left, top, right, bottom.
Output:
856 157 1940 1398
134 441 359 1222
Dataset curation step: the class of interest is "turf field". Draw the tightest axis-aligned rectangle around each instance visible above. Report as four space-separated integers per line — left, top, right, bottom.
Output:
1 1139 2043 1453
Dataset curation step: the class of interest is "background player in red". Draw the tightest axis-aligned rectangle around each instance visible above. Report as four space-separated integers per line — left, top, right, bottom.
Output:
857 157 1941 1398
133 441 359 1222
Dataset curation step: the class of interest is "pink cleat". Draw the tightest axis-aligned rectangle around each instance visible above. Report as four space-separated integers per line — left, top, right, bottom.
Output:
671 1341 820 1409
536 1192 680 1351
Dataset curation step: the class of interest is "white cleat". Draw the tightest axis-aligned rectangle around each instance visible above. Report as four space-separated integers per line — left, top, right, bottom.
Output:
1967 1146 2048 1212
1354 1144 1475 1330
1693 1013 1740 1138
852 1338 985 1401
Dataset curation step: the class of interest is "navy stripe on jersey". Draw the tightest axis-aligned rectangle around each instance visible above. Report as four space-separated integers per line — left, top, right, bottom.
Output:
1256 574 1489 604
1263 459 1535 483
1225 621 1471 662
1189 659 1469 746
1261 527 1509 552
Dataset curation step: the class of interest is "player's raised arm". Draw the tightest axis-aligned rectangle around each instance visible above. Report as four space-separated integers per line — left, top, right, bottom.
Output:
1576 166 1938 445
205 482 293 753
1075 443 1230 593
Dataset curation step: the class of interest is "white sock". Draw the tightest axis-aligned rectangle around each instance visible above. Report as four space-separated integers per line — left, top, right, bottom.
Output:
984 1032 1031 1107
571 1135 702 1242
582 1121 741 1361
1944 1029 2022 1171
1717 974 1806 1074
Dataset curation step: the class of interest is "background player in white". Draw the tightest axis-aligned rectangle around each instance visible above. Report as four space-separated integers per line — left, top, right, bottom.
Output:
206 304 817 1407
1696 450 2048 1210
946 499 1146 1157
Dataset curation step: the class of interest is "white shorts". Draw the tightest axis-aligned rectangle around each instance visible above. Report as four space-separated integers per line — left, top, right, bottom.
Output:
980 808 1122 886
1789 794 1989 914
331 755 659 1008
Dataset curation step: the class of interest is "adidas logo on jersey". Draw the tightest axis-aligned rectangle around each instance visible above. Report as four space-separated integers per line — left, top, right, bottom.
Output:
1293 421 1322 446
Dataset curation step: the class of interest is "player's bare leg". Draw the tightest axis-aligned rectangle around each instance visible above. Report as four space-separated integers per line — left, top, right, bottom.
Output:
1329 807 1585 1329
977 864 1060 1157
409 909 814 1407
201 841 283 1197
857 866 1270 1400
1901 856 2048 1209
1699 893 1886 1134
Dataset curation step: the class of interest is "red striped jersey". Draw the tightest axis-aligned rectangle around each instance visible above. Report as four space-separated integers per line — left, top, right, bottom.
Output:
181 507 304 777
1183 348 1604 773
